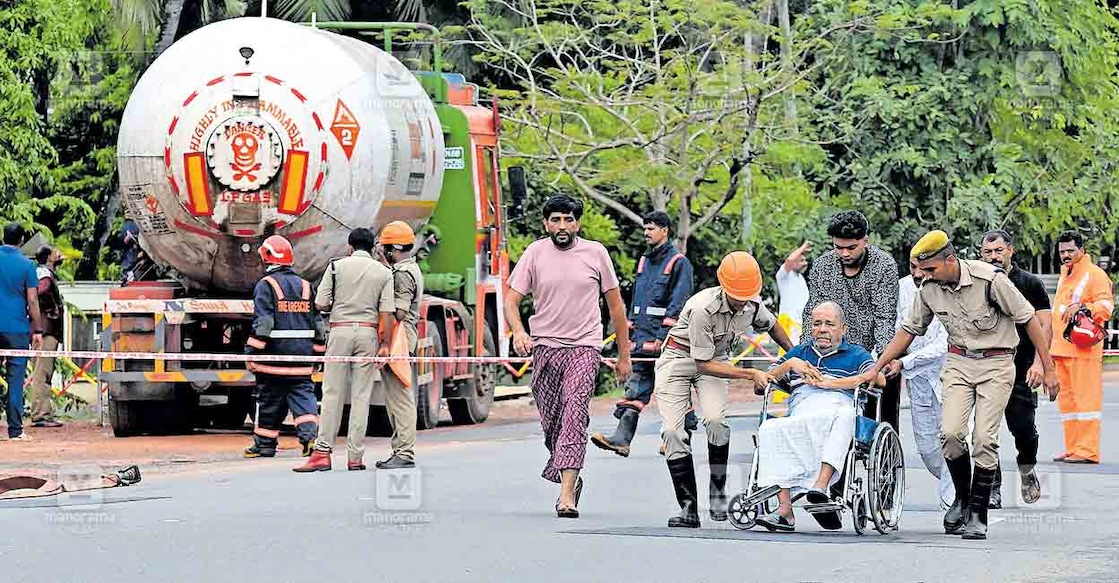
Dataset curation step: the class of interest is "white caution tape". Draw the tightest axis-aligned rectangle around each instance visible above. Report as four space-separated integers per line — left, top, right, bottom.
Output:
0 348 777 365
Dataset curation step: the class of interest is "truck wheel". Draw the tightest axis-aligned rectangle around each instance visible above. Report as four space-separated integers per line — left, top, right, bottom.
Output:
448 326 496 425
109 400 143 437
415 323 444 430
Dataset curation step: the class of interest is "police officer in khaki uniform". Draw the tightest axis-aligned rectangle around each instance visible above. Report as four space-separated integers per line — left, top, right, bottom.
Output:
295 228 395 473
377 221 425 469
657 252 794 528
862 230 1059 540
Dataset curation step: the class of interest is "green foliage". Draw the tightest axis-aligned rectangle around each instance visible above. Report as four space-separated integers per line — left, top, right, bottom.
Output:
805 0 1119 262
462 0 840 263
0 0 109 246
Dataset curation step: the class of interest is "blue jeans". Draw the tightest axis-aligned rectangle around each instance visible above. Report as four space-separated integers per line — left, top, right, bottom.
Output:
0 332 30 437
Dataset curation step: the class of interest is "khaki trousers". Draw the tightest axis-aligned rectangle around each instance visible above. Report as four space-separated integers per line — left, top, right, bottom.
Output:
384 323 418 460
383 363 417 460
30 335 59 421
654 353 730 461
939 353 1015 470
315 325 380 461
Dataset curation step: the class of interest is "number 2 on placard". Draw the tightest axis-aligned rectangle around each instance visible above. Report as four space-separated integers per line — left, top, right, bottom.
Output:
341 129 353 146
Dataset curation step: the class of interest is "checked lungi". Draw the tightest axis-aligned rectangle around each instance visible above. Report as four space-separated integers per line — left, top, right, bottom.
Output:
531 345 600 482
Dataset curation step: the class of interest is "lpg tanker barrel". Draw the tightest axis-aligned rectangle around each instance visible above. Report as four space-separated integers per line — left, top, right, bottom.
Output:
117 17 444 294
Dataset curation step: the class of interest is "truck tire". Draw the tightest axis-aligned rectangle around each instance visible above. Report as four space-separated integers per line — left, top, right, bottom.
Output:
448 326 496 425
109 400 143 437
415 323 444 430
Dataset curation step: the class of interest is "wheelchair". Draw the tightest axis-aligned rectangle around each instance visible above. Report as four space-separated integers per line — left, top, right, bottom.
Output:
726 378 905 535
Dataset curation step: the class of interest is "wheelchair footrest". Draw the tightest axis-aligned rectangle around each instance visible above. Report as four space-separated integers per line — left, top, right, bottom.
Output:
804 502 845 514
740 485 782 507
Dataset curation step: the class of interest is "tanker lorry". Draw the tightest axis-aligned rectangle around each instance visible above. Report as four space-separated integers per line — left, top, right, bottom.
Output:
103 17 522 436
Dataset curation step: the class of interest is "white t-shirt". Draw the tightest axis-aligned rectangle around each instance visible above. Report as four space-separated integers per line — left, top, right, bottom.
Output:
776 265 809 327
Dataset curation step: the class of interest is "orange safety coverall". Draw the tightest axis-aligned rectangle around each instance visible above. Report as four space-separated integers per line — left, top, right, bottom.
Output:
1051 254 1115 462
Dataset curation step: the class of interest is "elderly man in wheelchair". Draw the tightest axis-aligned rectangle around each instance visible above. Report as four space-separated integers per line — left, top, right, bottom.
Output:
730 301 903 534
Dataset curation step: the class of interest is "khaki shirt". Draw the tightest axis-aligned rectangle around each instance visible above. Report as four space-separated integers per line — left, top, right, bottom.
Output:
664 286 777 361
315 250 394 324
392 256 425 347
901 259 1035 352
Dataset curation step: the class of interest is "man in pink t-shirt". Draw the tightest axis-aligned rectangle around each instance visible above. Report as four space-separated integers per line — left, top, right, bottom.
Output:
504 195 632 519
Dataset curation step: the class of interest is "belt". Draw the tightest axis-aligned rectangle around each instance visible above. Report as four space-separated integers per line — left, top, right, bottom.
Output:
948 345 1014 359
665 337 690 352
330 321 377 328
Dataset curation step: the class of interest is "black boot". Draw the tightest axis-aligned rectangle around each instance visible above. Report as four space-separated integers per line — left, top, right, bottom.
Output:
708 443 730 521
989 463 1003 509
590 409 640 457
667 455 701 528
963 466 996 540
943 455 972 534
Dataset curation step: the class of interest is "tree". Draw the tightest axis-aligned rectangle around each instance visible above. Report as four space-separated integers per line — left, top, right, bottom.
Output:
0 0 102 245
803 0 1119 263
459 0 869 254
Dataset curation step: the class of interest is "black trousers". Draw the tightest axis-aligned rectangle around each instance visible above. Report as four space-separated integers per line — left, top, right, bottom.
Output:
993 380 1039 491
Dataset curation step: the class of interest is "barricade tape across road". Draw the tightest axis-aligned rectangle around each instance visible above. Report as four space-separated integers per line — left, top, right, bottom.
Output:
0 348 779 365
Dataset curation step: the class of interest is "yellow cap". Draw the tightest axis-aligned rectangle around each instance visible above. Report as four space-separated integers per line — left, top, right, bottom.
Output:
911 230 950 260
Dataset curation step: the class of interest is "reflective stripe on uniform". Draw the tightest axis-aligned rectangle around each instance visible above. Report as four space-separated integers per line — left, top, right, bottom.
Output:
646 306 667 317
262 276 284 300
268 329 315 339
301 279 311 301
663 317 677 327
636 256 647 275
663 253 685 275
253 426 280 438
1061 411 1102 421
249 362 314 376
293 414 320 426
246 337 267 349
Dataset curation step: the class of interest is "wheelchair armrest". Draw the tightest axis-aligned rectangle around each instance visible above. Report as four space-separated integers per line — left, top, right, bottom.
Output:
858 383 881 398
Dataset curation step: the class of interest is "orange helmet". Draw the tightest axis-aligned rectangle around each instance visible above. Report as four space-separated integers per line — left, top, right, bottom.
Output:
380 221 416 246
259 235 294 266
717 251 763 301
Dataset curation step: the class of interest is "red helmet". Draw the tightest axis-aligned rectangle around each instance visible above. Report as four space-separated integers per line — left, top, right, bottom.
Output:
259 235 294 266
1065 309 1106 348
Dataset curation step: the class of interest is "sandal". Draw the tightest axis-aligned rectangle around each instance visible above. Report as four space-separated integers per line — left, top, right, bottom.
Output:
805 488 829 505
574 477 584 507
756 510 795 532
555 503 579 518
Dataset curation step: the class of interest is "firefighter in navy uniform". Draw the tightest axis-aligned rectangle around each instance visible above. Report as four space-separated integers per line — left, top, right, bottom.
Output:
591 211 695 457
243 235 325 458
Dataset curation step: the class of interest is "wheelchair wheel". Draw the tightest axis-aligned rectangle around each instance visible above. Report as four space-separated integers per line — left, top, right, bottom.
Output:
851 492 868 535
727 493 759 530
867 423 905 534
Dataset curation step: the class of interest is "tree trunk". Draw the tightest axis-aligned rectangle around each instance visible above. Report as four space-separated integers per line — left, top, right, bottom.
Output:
78 179 122 280
81 0 186 277
150 0 188 67
776 0 796 127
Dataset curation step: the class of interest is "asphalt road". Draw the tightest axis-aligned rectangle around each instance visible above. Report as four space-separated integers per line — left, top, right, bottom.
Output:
4 384 1119 583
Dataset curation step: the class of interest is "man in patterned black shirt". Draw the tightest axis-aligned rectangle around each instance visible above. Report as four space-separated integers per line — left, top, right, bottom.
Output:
801 210 901 432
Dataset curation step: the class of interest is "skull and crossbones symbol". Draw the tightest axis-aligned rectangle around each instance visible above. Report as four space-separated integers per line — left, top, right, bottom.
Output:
230 131 262 181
